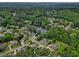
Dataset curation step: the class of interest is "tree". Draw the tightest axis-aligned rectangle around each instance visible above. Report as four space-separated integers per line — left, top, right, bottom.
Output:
4 33 14 42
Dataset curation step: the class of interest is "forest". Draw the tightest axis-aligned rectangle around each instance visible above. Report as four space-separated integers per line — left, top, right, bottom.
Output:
0 7 79 57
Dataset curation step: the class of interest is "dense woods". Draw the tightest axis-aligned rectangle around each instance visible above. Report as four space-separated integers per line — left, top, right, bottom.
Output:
0 7 79 57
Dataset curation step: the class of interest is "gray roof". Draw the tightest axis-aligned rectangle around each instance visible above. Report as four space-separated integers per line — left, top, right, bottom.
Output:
39 39 48 45
0 43 6 51
48 44 58 51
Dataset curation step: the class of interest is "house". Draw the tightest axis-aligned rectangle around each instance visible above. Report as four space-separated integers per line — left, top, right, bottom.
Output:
39 39 48 45
9 40 18 46
0 43 6 52
48 44 58 51
36 27 47 34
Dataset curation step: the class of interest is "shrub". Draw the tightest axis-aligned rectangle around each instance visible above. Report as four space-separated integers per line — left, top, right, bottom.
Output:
4 33 14 42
